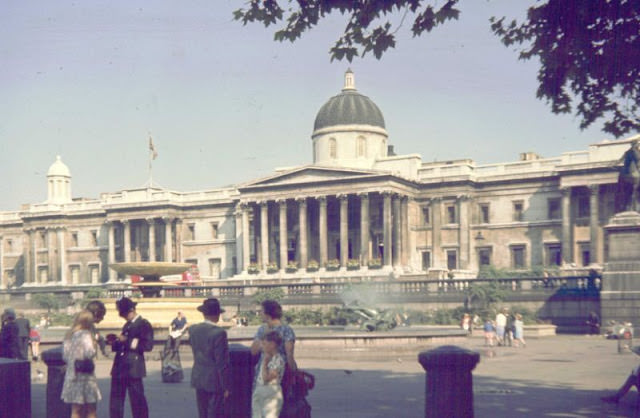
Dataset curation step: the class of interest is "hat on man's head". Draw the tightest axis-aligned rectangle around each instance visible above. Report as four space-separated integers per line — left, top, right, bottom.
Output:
116 297 137 316
197 298 225 316
3 308 16 320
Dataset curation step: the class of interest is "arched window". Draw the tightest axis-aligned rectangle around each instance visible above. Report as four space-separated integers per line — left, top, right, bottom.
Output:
329 138 337 159
357 136 366 157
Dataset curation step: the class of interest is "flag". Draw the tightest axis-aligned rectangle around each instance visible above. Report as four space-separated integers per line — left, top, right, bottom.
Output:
148 135 158 160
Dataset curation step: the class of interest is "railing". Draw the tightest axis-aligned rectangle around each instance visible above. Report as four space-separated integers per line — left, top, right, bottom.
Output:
0 276 600 302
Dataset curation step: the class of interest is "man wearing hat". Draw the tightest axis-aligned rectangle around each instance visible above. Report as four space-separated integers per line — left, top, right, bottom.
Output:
189 298 231 418
0 308 20 359
109 297 154 418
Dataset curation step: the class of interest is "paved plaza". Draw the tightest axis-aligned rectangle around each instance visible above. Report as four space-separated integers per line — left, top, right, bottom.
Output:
30 334 640 417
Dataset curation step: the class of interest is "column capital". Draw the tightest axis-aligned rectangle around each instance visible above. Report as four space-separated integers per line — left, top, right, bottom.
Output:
317 195 327 204
120 219 129 225
257 200 269 207
589 184 600 195
162 216 174 223
431 196 442 203
276 198 288 205
337 193 349 202
382 191 393 198
560 186 572 196
296 197 308 205
456 194 471 202
146 217 156 225
358 192 369 199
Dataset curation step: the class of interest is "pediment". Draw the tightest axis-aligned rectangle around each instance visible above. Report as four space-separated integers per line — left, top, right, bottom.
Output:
239 166 386 189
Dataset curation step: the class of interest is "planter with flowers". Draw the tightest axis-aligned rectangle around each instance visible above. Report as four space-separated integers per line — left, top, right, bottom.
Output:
266 262 279 274
346 259 360 271
286 261 298 273
248 263 260 275
368 258 382 269
326 259 340 271
306 259 319 272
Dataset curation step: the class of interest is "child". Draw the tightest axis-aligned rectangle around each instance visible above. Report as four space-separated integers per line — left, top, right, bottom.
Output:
252 330 286 418
513 313 526 347
484 318 495 347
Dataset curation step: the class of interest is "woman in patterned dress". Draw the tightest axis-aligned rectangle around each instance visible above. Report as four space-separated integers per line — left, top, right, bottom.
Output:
61 310 102 418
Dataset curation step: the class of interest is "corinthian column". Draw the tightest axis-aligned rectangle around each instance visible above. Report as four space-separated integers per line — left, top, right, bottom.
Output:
122 220 131 263
235 206 244 273
298 198 308 268
242 204 251 272
57 228 67 285
458 195 470 270
383 192 392 267
47 228 57 282
164 217 173 262
107 221 116 282
147 218 156 262
32 230 39 283
360 193 370 265
339 194 349 267
318 197 328 268
561 187 572 265
260 202 269 270
279 199 288 270
393 195 401 267
589 185 599 264
431 198 442 268
401 196 409 266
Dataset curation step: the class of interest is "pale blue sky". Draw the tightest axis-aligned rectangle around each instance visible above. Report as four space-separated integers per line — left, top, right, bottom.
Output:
0 0 613 211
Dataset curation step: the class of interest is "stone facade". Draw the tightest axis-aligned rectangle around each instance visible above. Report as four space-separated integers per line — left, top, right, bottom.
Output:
0 71 636 289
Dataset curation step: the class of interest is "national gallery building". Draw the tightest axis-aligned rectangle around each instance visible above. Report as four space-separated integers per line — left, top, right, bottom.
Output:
0 71 636 289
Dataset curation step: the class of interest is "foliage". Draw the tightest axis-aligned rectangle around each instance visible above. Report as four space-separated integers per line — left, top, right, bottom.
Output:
464 280 506 318
477 265 554 279
252 286 285 305
491 1 640 137
307 259 319 270
233 0 639 137
326 259 340 269
266 262 279 273
283 308 325 325
286 261 298 272
248 263 260 274
368 258 382 268
32 293 63 313
233 0 460 61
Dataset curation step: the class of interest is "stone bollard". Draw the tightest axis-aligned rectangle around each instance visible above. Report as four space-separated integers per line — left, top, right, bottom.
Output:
42 346 71 418
227 344 253 417
0 358 31 418
418 345 480 418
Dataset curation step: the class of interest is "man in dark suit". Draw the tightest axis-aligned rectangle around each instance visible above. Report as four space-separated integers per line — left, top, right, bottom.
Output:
189 298 231 418
109 297 154 418
14 312 30 361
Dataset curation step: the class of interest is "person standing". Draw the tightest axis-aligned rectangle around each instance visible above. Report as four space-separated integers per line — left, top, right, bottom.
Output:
108 297 154 418
495 309 507 346
15 312 31 360
188 298 230 418
252 331 285 418
250 300 297 416
85 300 109 358
169 311 188 349
513 313 526 348
0 308 20 359
504 310 514 347
61 310 102 418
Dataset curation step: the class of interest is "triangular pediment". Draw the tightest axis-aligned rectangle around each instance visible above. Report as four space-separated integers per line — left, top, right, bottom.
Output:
239 165 387 189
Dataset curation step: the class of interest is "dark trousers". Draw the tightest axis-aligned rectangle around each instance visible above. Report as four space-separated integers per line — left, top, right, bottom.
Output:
18 337 30 360
109 377 149 418
195 388 225 418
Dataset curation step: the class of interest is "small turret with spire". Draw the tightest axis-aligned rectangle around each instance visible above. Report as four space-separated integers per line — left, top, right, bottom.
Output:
342 68 356 91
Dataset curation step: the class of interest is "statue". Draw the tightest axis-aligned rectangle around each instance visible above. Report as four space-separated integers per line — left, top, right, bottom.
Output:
616 140 640 212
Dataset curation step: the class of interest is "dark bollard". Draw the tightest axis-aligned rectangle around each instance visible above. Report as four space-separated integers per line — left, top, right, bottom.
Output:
42 346 71 418
0 358 31 418
228 344 253 418
418 345 480 418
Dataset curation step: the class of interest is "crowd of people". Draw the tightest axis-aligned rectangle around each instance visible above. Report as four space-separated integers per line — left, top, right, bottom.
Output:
476 308 526 348
1 297 303 418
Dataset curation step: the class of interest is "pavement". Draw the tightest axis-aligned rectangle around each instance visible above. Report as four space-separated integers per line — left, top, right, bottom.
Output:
29 333 640 417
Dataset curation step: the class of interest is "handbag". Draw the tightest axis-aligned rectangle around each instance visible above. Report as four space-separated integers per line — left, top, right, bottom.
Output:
74 358 95 374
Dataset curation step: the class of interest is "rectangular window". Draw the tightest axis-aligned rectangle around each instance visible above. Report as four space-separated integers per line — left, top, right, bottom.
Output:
209 258 222 279
421 207 430 225
548 198 561 219
187 224 195 241
579 243 590 266
545 244 562 266
421 251 431 271
577 196 590 218
211 222 219 239
477 247 492 267
511 245 526 269
91 230 98 246
71 232 78 247
446 205 457 224
446 250 457 270
40 231 47 247
479 204 490 224
5 239 13 252
513 201 524 222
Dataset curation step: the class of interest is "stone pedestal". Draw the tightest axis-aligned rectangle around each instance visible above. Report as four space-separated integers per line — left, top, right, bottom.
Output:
42 346 71 418
602 211 640 333
0 358 31 418
418 345 480 418
228 344 253 418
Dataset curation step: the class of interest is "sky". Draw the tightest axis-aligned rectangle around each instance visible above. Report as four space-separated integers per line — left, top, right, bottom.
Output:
0 0 621 211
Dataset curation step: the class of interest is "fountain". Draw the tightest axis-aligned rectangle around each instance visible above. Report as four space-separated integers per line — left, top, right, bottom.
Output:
109 262 192 297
